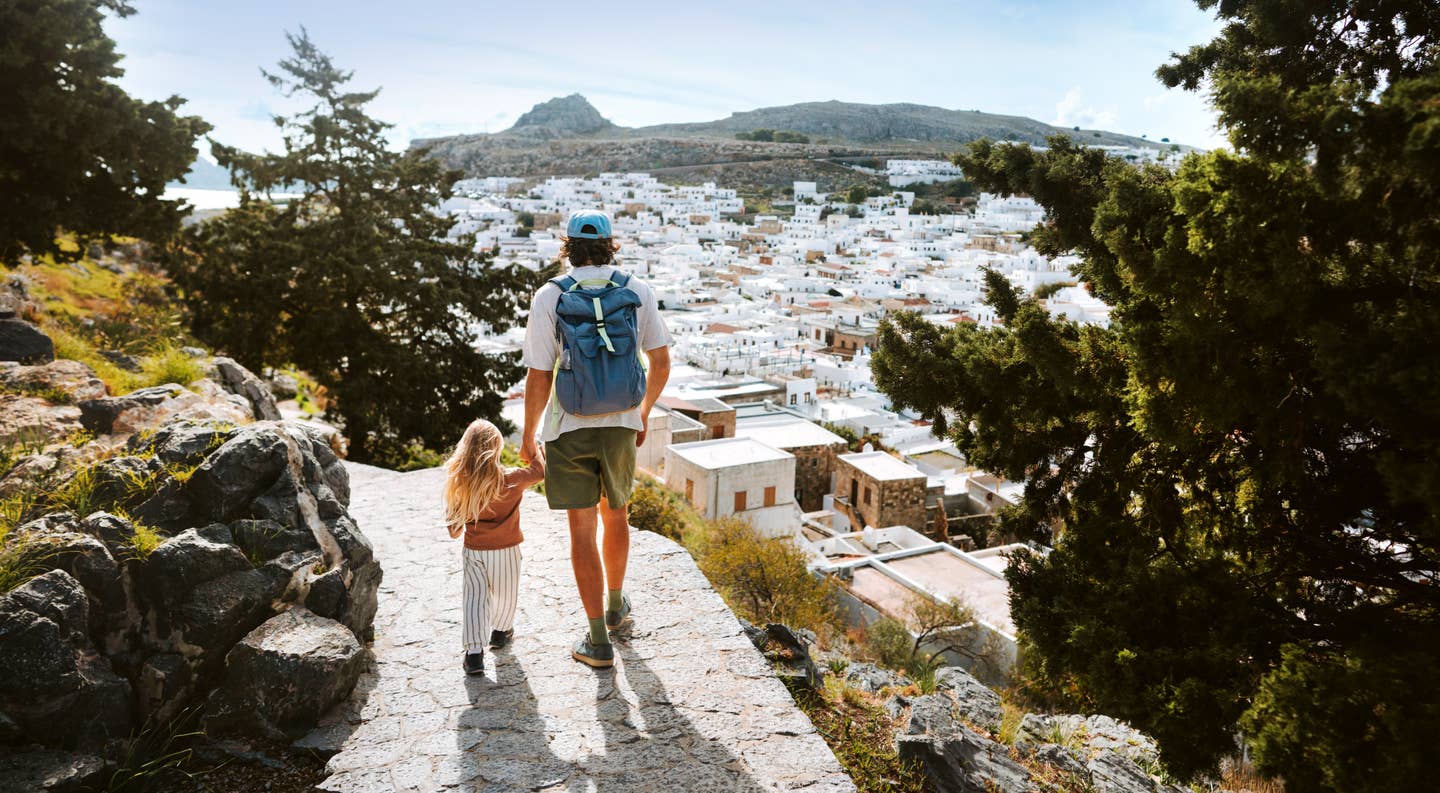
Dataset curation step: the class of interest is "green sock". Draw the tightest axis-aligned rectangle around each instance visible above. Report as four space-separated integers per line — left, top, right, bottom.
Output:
607 589 624 612
588 616 610 646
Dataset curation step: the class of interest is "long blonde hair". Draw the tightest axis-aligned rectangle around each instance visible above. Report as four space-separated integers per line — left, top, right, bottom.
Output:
443 419 506 528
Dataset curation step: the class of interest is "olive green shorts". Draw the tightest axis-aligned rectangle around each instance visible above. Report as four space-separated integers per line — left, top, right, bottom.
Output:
543 427 638 510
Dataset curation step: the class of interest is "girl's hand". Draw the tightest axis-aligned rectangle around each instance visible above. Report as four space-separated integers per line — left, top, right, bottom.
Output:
447 523 463 539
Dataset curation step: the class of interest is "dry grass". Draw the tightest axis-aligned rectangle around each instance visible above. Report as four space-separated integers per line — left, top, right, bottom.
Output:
1219 756 1285 793
798 674 930 793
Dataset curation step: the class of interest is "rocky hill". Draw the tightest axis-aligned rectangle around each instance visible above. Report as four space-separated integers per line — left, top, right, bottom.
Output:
413 94 1175 183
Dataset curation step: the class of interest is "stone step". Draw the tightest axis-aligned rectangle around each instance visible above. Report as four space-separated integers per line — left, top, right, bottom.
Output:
302 463 856 792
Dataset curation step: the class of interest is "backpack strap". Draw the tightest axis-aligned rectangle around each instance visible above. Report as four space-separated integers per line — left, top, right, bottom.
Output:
550 274 578 291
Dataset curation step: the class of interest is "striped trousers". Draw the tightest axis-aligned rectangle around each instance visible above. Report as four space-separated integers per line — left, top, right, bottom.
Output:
461 545 521 653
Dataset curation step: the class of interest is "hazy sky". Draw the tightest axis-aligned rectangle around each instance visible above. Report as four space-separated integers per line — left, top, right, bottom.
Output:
107 0 1228 157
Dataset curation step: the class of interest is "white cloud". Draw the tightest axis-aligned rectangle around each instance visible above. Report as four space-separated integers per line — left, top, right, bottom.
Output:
1052 88 1119 130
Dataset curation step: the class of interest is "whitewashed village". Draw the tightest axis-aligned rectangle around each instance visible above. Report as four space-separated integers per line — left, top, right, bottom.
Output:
451 156 1159 683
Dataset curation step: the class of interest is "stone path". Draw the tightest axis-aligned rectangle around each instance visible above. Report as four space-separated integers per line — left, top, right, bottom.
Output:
299 463 856 793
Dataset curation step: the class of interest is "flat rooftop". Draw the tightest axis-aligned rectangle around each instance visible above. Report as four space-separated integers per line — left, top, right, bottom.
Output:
839 451 925 481
733 414 847 449
668 437 793 470
886 551 1014 635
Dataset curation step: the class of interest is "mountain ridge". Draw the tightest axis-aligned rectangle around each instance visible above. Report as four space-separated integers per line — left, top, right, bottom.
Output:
411 94 1186 185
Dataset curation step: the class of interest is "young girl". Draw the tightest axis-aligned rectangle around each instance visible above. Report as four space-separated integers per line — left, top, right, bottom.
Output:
443 419 544 675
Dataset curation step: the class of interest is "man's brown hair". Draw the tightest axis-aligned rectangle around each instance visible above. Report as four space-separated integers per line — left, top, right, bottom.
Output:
561 236 621 268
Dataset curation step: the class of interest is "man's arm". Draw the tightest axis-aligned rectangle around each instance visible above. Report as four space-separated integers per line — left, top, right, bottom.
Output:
521 367 552 464
637 346 671 447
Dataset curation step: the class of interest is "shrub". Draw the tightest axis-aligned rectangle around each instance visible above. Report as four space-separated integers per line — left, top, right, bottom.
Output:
135 345 204 390
698 517 844 639
627 477 692 542
126 522 164 561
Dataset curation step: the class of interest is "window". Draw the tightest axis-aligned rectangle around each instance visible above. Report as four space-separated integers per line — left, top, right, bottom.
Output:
685 479 694 502
734 491 747 512
764 486 777 507
863 486 872 506
789 394 797 406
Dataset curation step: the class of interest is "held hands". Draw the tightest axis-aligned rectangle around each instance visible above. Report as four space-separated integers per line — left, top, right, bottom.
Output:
636 415 648 448
520 435 541 466
447 523 463 540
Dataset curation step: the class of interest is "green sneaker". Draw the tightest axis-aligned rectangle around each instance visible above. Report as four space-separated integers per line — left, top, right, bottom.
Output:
572 636 615 668
605 593 632 630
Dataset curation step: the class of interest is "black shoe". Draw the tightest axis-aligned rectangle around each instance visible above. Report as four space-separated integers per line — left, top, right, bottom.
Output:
489 629 513 650
571 636 615 668
463 651 484 676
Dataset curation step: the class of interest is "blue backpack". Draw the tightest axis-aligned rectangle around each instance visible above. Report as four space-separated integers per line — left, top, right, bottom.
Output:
550 270 647 417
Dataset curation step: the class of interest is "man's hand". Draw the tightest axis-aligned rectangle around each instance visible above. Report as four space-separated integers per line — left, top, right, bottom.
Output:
520 434 541 466
636 415 648 448
447 523 463 539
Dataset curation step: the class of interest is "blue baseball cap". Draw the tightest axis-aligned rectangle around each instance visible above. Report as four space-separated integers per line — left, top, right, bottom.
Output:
566 209 613 239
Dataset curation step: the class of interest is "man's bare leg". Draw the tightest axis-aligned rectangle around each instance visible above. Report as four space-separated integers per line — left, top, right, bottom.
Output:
567 506 604 620
599 495 629 594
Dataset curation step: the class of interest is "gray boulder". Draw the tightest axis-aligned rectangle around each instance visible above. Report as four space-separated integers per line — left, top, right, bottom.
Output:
0 748 107 792
905 693 961 736
897 726 1033 793
1032 742 1092 782
0 571 131 749
0 318 53 363
16 520 128 645
230 518 321 561
78 384 185 434
0 359 106 402
127 419 237 468
206 607 365 740
1020 713 1159 767
140 525 250 607
170 566 288 672
935 665 1004 733
269 373 299 400
1088 751 1161 793
211 356 281 421
844 661 906 693
186 424 291 523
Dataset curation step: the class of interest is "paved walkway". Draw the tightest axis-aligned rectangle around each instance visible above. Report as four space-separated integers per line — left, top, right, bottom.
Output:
299 464 856 793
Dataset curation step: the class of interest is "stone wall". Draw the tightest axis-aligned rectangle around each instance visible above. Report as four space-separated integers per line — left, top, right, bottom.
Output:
835 460 927 530
792 441 847 512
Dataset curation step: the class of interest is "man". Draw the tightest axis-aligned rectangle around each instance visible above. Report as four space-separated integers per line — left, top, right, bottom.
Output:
520 209 672 668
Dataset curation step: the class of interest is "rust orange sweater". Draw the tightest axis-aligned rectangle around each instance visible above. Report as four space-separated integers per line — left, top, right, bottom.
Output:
463 464 544 551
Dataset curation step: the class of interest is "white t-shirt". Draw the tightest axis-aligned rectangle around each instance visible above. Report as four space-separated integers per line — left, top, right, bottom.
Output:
522 264 672 442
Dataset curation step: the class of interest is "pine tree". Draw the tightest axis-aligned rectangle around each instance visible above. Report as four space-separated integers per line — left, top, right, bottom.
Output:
0 0 210 265
166 31 541 465
873 2 1439 788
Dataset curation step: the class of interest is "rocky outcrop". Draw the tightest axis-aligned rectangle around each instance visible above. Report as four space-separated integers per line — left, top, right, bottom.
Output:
205 608 365 740
0 748 106 792
0 571 132 750
508 93 616 137
78 383 252 436
896 728 1032 793
742 620 823 690
0 359 106 402
210 356 281 421
0 318 53 363
0 417 379 788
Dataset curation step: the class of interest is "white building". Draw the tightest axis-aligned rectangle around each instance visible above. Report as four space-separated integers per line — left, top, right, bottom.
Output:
664 437 799 538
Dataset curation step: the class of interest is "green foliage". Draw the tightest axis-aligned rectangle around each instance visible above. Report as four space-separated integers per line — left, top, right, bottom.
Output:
124 519 164 561
872 2 1440 785
862 618 917 672
105 706 203 792
0 1 209 265
135 346 204 391
734 129 810 144
627 477 695 542
165 31 541 466
696 517 844 639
